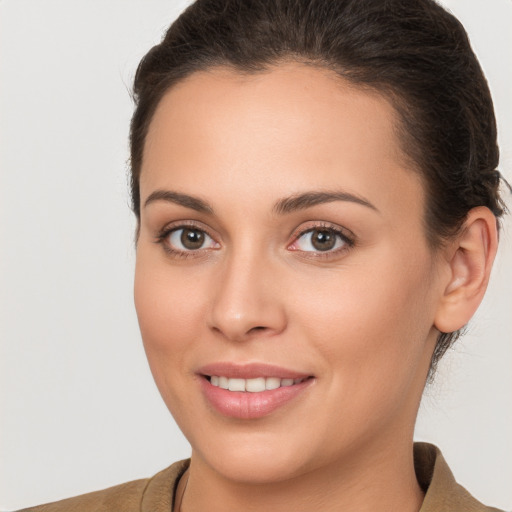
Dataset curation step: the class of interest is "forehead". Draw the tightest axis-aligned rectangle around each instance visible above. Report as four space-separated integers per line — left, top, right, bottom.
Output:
141 63 423 221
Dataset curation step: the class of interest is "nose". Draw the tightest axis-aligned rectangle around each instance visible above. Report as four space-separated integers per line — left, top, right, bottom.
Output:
208 249 287 342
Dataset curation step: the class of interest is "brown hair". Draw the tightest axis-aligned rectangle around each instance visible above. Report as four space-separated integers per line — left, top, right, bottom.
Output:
130 0 505 376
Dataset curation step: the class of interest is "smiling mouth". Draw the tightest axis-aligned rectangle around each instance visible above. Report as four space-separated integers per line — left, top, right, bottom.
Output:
200 369 314 418
206 375 310 392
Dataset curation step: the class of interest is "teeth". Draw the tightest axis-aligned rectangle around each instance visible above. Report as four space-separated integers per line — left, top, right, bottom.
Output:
228 378 245 392
265 377 281 390
209 376 306 392
246 377 266 392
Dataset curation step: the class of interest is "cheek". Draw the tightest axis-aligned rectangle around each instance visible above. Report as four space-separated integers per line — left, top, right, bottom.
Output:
133 253 208 388
293 248 436 403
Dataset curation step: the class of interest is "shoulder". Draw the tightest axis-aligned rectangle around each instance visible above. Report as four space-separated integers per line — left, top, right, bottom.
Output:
17 479 148 512
16 460 190 512
415 443 505 512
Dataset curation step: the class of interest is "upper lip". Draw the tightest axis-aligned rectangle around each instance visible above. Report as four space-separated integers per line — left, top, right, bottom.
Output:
197 362 312 380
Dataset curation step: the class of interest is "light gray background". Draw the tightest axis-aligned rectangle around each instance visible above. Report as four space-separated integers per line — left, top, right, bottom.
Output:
0 1 511 510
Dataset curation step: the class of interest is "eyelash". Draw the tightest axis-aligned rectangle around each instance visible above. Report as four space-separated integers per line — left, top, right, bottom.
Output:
288 222 355 259
154 221 356 260
155 221 218 259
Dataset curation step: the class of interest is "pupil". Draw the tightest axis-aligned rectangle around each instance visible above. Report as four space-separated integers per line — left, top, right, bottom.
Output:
181 229 205 249
312 230 335 251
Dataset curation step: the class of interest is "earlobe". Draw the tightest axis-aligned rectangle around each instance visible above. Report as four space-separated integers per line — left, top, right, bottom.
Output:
434 207 498 334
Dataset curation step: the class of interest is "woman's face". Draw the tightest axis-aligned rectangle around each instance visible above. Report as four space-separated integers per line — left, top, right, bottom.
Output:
135 63 444 483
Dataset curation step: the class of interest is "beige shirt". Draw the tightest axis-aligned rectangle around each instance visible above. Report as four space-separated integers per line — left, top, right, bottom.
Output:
18 443 504 512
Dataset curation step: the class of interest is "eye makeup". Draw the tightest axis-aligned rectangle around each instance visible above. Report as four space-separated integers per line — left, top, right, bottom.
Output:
288 221 356 260
154 220 220 259
153 218 357 262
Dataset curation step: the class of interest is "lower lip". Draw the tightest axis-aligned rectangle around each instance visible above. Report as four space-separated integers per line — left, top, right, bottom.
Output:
200 377 313 419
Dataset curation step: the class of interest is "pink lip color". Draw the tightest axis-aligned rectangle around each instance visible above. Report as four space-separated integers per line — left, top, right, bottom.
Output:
198 362 309 380
197 363 313 420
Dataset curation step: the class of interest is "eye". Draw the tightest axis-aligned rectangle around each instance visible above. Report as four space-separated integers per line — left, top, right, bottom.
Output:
290 227 352 253
165 227 219 252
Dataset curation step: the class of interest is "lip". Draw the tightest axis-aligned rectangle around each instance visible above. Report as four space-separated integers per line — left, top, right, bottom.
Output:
197 362 310 380
197 362 314 419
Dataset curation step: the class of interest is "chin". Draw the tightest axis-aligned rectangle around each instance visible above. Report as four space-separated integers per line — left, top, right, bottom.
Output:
189 427 317 484
200 448 311 484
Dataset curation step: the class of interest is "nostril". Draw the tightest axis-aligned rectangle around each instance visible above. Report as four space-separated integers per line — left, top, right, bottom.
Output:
249 326 267 333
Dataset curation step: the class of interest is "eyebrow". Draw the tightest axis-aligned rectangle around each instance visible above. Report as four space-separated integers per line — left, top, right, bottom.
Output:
273 191 379 215
144 189 213 214
143 189 378 215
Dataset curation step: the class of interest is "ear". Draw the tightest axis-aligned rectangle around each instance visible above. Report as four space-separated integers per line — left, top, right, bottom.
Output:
434 206 498 334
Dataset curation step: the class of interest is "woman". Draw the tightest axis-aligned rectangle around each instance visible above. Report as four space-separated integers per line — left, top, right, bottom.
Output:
15 0 509 510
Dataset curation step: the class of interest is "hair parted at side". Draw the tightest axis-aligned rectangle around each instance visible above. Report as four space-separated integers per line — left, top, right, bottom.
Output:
130 0 505 377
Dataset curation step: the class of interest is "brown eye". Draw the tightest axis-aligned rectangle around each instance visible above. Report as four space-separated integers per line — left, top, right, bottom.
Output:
310 229 336 251
180 228 205 249
291 227 350 253
167 227 218 252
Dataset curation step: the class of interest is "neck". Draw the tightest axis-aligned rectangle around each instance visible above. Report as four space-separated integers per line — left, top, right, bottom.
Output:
181 437 424 512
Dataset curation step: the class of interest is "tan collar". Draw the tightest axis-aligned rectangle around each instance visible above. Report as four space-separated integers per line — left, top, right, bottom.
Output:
415 443 502 512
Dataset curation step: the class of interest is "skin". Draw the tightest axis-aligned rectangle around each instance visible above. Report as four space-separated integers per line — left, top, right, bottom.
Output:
134 63 497 512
